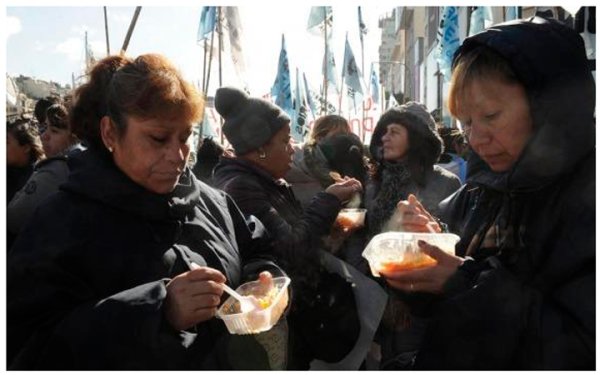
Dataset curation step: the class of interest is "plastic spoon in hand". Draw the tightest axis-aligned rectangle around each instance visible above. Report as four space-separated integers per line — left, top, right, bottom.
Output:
190 262 261 313
221 284 262 313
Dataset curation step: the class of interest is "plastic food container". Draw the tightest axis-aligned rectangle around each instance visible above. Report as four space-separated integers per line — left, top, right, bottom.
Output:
335 208 367 232
216 276 290 335
362 232 460 277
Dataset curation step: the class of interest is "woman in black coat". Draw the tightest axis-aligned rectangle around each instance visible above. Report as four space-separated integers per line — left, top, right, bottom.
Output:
212 86 387 370
381 17 595 369
7 54 283 370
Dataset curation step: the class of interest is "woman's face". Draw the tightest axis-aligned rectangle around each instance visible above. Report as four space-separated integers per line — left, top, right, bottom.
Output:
260 124 294 179
381 123 409 161
7 132 31 167
457 77 534 172
41 125 73 158
105 115 193 194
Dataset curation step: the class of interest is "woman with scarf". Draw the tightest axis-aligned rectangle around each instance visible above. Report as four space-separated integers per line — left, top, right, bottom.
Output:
365 101 461 369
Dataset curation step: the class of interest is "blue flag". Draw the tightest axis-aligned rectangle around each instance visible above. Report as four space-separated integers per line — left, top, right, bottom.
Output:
342 36 366 113
358 6 367 43
505 6 519 21
307 6 333 37
197 6 217 42
322 37 339 96
271 35 293 119
370 65 380 105
435 6 460 82
292 68 310 142
469 6 492 36
303 72 318 119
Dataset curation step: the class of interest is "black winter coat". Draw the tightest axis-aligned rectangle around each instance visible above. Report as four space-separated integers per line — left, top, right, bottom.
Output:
213 157 362 369
413 17 595 370
7 149 282 370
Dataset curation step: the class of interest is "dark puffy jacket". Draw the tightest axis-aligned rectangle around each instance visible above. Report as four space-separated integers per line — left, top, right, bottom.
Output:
213 157 362 369
414 17 595 370
7 149 282 370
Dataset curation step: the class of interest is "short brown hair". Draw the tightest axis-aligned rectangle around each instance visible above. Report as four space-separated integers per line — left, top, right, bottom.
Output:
448 45 519 117
306 114 350 145
70 54 204 151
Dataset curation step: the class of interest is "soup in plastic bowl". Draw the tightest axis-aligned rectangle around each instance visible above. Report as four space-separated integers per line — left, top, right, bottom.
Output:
216 276 290 335
362 232 460 277
335 208 367 232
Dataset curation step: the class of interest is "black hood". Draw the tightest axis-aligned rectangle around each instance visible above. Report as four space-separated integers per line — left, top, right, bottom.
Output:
455 16 595 191
61 149 201 222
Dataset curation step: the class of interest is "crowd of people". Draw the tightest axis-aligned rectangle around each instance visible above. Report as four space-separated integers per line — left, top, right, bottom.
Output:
6 16 595 370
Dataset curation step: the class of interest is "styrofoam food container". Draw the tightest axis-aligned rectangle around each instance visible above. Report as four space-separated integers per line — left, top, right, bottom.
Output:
362 232 460 277
216 276 290 335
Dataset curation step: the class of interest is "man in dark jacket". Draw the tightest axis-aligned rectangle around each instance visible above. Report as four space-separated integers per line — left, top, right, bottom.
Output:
379 17 595 369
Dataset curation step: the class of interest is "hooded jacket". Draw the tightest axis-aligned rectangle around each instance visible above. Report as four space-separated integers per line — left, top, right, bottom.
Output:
414 17 595 369
7 149 282 370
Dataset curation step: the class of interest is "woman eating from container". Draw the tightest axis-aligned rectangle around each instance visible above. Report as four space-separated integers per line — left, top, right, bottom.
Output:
7 53 284 370
379 17 595 369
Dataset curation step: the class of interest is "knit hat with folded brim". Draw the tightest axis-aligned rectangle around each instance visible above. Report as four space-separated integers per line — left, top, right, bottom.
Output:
215 86 291 155
369 101 443 162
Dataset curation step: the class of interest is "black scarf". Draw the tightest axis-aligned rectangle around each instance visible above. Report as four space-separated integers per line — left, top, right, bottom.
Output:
368 161 413 237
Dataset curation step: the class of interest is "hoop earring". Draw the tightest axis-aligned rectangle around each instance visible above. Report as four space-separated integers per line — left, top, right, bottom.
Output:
258 148 267 159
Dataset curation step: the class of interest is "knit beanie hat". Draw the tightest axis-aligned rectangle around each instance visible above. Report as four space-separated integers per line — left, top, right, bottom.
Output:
369 101 442 162
215 86 291 155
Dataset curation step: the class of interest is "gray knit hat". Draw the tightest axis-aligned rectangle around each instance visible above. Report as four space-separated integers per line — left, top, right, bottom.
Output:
215 86 291 155
369 101 442 162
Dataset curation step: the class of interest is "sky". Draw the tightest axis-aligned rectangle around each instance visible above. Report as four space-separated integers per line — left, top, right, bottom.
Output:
5 2 392 97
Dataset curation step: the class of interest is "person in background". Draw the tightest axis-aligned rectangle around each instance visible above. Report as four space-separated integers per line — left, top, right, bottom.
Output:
285 114 352 208
8 103 84 242
382 17 595 369
191 136 230 186
6 119 45 203
366 101 461 238
7 54 284 370
364 101 461 369
212 86 387 370
33 96 60 133
437 126 468 184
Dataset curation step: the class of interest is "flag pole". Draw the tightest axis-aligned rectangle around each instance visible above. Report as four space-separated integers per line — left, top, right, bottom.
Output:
217 6 224 143
322 9 328 115
202 39 208 94
103 7 110 55
120 6 142 54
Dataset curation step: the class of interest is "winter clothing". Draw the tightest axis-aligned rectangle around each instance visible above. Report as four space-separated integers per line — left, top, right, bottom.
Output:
7 164 34 203
213 157 386 370
366 102 461 369
369 101 442 163
7 149 283 370
286 133 367 209
215 86 290 155
7 144 84 242
413 17 595 369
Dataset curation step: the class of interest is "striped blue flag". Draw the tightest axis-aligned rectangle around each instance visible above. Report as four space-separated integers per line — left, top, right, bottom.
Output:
322 37 339 96
271 35 293 119
197 6 217 42
435 6 460 82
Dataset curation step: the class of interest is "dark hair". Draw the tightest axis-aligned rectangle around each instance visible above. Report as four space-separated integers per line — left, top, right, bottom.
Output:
448 45 519 118
307 114 350 145
33 96 61 124
318 132 368 186
45 103 70 130
69 54 204 152
7 121 45 163
370 112 443 186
